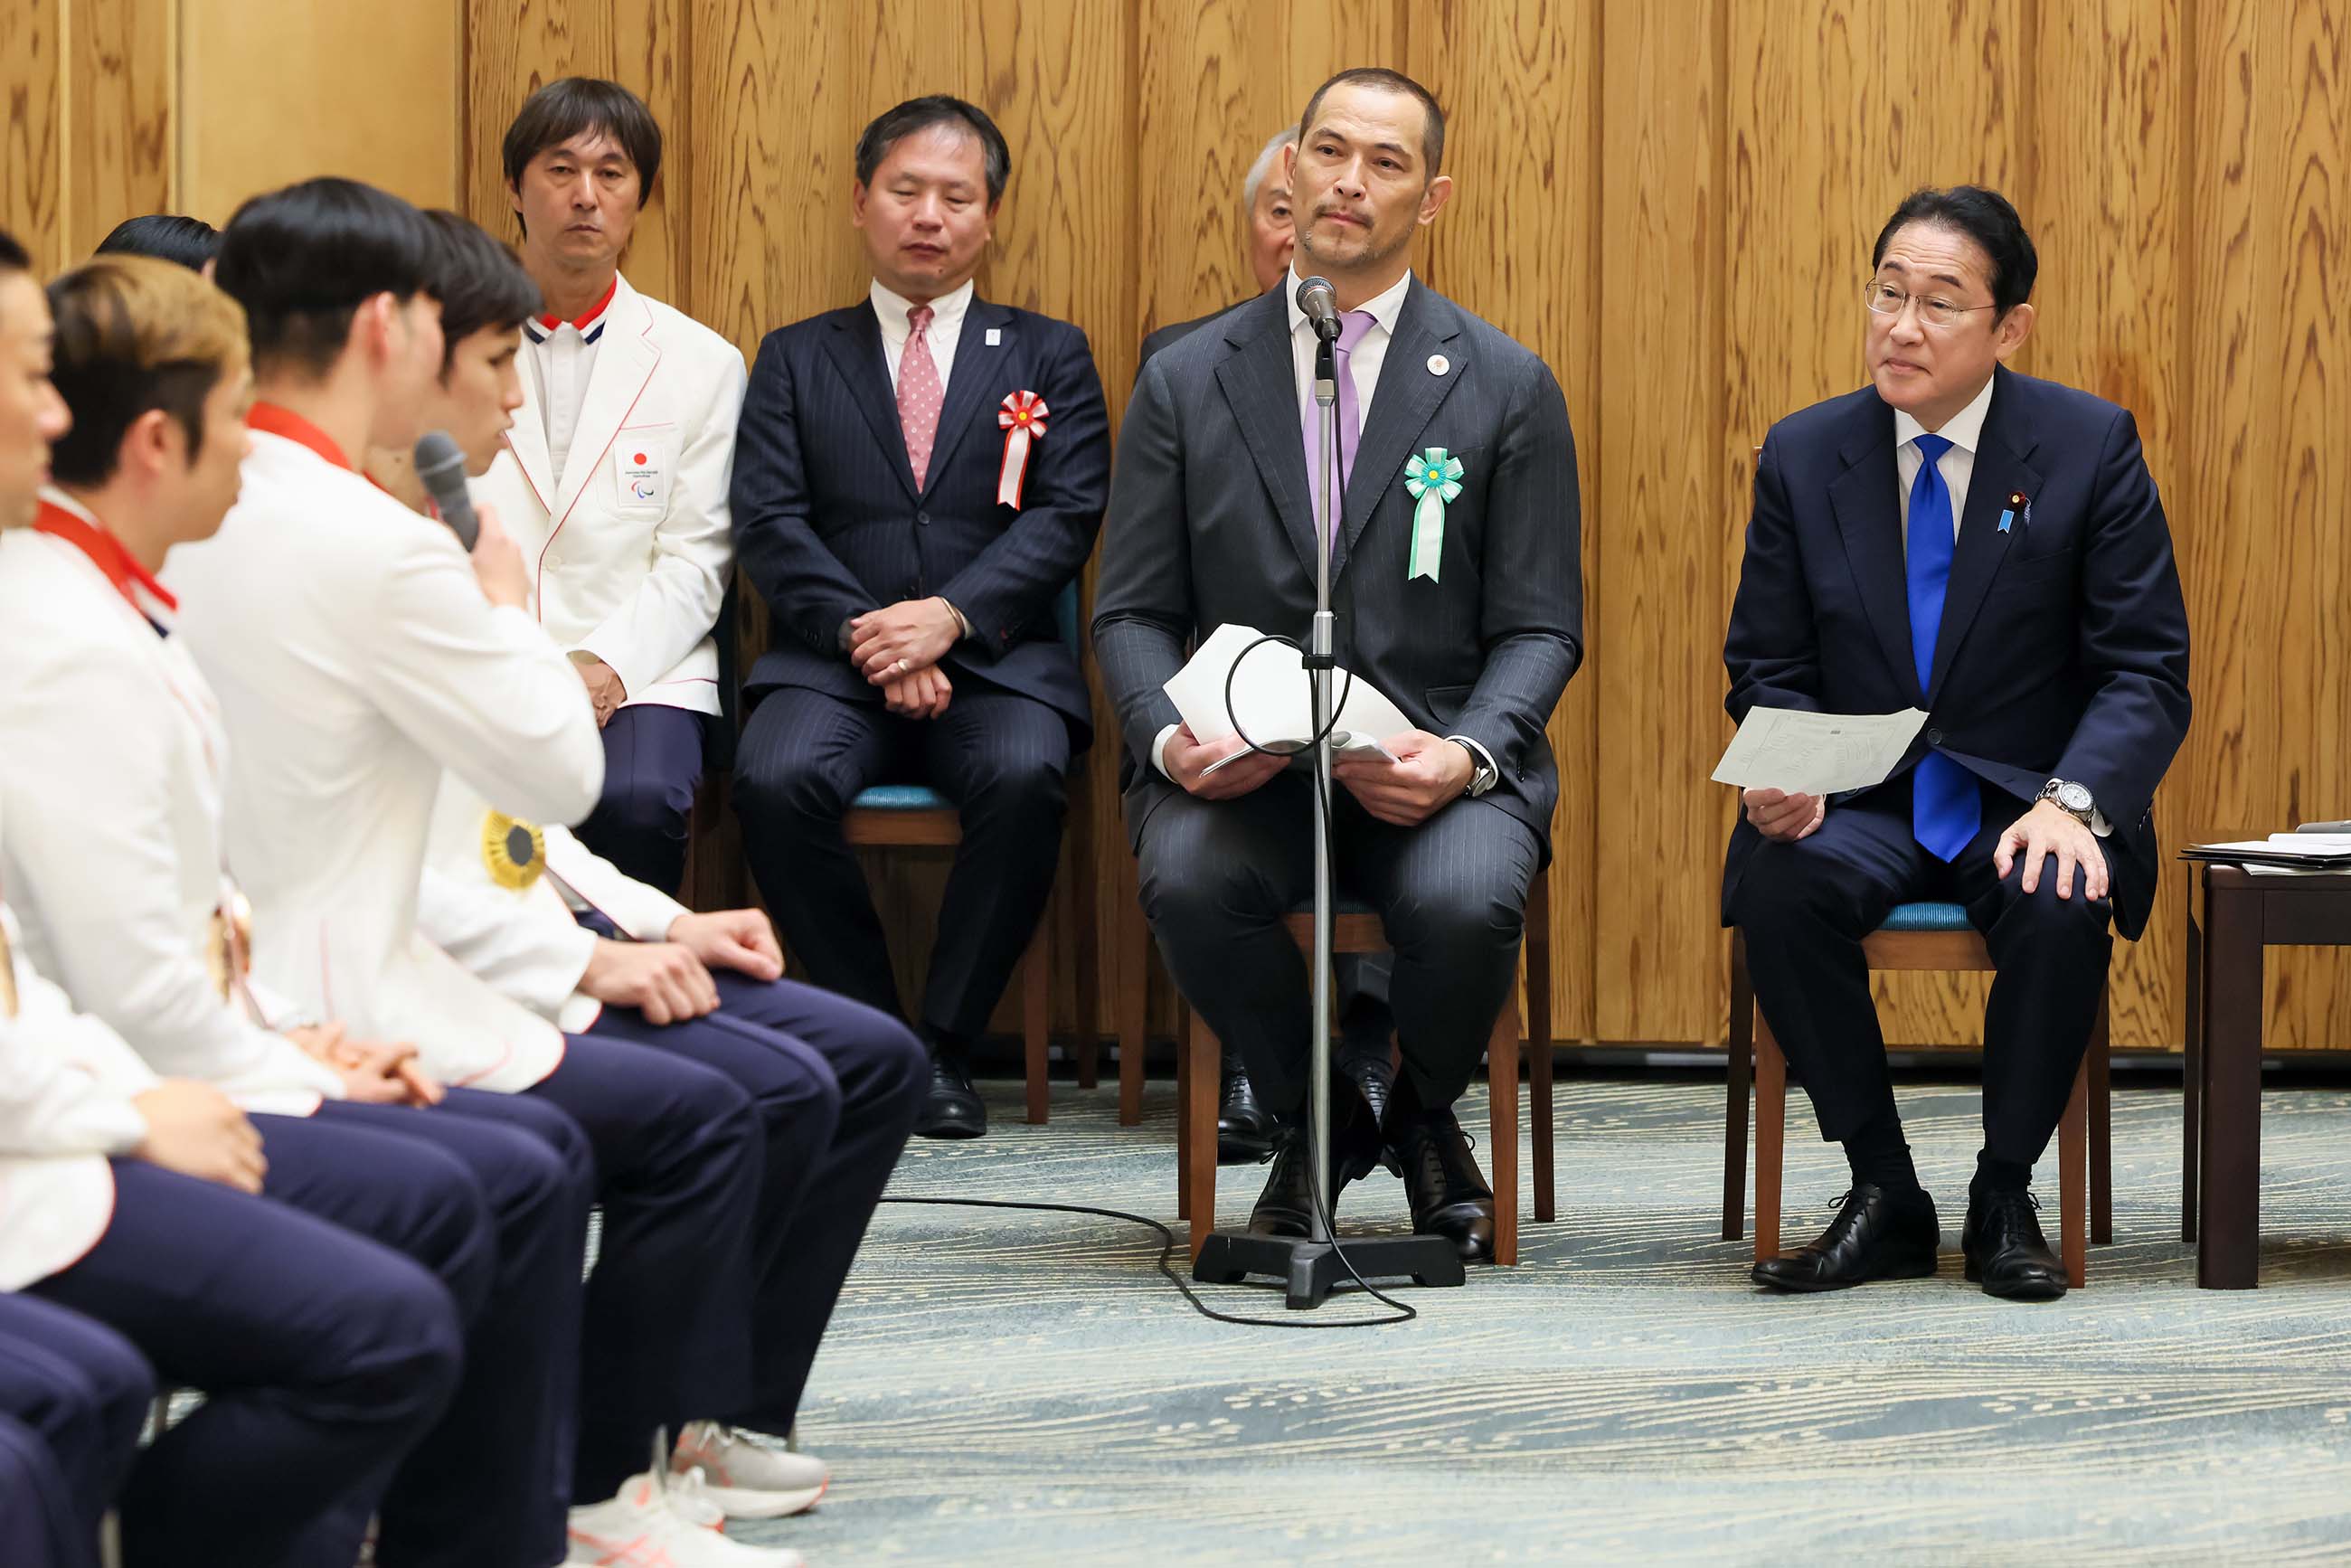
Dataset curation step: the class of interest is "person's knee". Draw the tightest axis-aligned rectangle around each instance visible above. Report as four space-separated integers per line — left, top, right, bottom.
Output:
959 743 1068 821
1383 871 1525 959
77 1334 156 1459
343 1267 466 1433
1998 861 2115 951
1728 839 1849 931
734 746 851 831
1139 841 1279 938
599 770 693 845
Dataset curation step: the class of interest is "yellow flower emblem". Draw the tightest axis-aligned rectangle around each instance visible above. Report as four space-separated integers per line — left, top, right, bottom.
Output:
482 812 547 891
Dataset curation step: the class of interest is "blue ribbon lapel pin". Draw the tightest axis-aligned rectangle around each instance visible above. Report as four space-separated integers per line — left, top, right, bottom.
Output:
1997 488 2029 534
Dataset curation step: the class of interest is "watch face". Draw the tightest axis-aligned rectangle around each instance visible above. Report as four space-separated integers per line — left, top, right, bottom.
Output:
2058 782 2093 813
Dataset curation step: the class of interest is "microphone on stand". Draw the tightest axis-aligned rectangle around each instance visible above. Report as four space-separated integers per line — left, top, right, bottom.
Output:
412 430 481 551
1295 274 1343 340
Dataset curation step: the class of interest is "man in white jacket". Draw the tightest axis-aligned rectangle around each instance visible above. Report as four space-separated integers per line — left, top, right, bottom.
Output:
165 179 801 1565
0 223 477 1568
6 250 614 1568
381 212 928 1526
476 77 747 894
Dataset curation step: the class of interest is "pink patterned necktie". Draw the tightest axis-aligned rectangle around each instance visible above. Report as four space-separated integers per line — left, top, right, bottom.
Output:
1304 309 1379 550
897 303 943 487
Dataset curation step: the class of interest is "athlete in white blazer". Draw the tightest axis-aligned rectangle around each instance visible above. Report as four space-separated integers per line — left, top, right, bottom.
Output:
166 181 795 1565
478 77 747 894
382 207 923 1528
0 228 477 1568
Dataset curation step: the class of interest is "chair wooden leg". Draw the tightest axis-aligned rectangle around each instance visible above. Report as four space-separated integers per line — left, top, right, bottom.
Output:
1185 1011 1221 1261
1118 886 1148 1127
2183 912 2203 1242
1724 930 1754 1241
1070 802 1101 1095
1525 889 1555 1225
1022 927 1049 1126
2060 1054 2089 1289
1174 1015 1192 1220
2090 992 2112 1245
1754 1013 1786 1262
1488 1004 1521 1267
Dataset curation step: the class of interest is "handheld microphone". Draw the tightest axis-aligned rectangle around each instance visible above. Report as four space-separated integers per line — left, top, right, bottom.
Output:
1295 275 1342 341
412 431 480 551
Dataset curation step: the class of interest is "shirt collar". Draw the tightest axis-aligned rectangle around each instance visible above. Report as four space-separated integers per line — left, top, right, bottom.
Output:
248 401 354 472
1284 267 1413 339
525 274 619 345
33 487 178 624
1893 371 1996 457
870 278 975 345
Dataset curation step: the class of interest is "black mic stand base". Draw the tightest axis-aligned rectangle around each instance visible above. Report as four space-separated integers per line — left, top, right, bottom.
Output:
1192 1230 1465 1310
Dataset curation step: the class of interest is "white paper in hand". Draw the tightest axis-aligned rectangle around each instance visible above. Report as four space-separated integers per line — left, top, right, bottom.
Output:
1712 705 1930 796
1164 624 1410 761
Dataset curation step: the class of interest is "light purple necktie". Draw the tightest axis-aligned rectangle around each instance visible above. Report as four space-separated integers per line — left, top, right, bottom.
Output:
1304 309 1379 550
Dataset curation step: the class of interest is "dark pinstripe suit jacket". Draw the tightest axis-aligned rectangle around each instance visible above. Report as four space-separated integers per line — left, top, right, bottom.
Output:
1092 280 1583 853
730 294 1110 742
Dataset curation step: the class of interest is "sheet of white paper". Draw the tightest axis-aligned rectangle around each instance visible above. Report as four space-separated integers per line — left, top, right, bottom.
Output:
1710 705 1930 796
1165 623 1411 762
2190 836 2351 862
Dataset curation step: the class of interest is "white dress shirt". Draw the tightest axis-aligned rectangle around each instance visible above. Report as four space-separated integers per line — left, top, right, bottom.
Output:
1893 372 1994 550
1151 269 1496 790
527 279 618 488
873 277 976 392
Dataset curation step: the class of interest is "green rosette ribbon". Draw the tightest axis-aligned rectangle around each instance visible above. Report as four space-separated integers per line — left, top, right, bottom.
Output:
1402 447 1464 582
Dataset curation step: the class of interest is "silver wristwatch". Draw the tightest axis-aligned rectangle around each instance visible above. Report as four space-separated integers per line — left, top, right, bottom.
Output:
2038 778 2095 826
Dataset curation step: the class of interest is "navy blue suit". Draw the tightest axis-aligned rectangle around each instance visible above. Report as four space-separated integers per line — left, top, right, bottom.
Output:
731 295 1109 1039
1723 365 2190 1168
0 1296 151 1568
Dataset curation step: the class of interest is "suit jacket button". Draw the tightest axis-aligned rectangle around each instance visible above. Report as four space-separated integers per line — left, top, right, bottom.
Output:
917 511 930 525
1925 727 1944 745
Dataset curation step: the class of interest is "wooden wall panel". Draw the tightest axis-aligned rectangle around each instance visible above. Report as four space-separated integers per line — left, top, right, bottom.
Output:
180 0 459 222
1415 0 1600 1042
10 0 2351 1053
0 0 65 274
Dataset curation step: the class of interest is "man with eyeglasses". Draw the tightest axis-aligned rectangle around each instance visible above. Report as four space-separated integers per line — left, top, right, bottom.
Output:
1722 185 2189 1301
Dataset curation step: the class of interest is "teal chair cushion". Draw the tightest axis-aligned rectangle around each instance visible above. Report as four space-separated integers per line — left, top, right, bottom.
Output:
1879 900 1971 933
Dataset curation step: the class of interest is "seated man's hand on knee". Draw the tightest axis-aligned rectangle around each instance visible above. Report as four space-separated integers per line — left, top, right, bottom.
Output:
1995 799 2110 902
667 909 786 982
1166 724 1286 800
1742 787 1825 843
1334 730 1474 827
580 938 722 1024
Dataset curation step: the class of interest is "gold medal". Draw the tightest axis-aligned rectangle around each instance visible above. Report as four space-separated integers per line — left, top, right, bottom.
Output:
482 811 547 891
205 891 254 1003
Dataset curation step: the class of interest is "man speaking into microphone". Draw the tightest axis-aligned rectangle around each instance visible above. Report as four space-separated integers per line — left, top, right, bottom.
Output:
1093 69 1582 1263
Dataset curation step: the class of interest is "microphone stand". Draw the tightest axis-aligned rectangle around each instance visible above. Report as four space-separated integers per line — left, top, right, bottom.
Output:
1190 310 1466 1309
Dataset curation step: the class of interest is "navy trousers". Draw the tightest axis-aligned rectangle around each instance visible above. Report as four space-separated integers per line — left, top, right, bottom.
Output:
0 1295 153 1568
28 1158 469 1568
575 704 707 895
447 1034 763 1501
735 683 1071 1039
588 964 926 1431
310 1093 593 1568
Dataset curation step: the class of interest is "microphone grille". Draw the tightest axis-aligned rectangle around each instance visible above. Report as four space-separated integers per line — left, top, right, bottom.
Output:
412 430 467 489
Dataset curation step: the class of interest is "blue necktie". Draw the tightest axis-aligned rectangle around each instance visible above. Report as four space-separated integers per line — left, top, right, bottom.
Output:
1906 433 1978 861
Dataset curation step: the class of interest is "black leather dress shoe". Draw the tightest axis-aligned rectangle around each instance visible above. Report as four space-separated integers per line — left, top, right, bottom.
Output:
1751 1183 1940 1292
1338 1052 1398 1171
1216 1065 1278 1166
912 1053 987 1140
1246 1079 1383 1238
1391 1106 1497 1262
1962 1188 2068 1300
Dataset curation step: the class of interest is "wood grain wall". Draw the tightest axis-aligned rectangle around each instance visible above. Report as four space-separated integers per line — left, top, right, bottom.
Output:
6 0 2348 1052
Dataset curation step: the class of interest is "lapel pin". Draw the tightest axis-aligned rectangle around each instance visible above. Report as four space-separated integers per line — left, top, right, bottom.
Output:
1427 353 1449 377
985 327 1002 347
1997 489 2029 534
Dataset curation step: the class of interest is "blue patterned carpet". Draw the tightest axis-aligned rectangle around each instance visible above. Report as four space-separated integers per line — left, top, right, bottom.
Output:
733 1076 2351 1564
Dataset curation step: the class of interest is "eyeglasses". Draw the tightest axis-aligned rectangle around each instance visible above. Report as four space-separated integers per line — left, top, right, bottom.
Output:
1864 280 1997 330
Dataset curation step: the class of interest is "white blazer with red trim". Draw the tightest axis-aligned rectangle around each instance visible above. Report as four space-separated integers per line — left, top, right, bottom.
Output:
476 272 748 717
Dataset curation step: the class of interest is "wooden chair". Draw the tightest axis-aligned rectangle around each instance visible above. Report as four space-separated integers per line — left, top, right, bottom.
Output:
829 581 1090 1126
1174 880 1554 1266
1723 900 2110 1288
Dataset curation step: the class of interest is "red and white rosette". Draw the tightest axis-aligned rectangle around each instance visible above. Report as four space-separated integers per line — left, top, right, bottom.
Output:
996 390 1050 509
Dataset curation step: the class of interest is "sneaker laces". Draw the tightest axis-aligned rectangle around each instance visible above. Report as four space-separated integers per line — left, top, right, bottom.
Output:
664 1465 726 1533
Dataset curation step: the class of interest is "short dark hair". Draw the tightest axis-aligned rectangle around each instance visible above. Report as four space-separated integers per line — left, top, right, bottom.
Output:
46 254 250 486
95 214 221 271
421 210 541 375
1872 185 2038 316
502 76 664 222
214 177 437 379
0 229 26 275
1299 68 1446 179
854 96 1011 206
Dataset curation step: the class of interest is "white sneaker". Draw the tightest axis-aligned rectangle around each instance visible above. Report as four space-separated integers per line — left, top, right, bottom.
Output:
672 1421 830 1519
565 1469 807 1567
